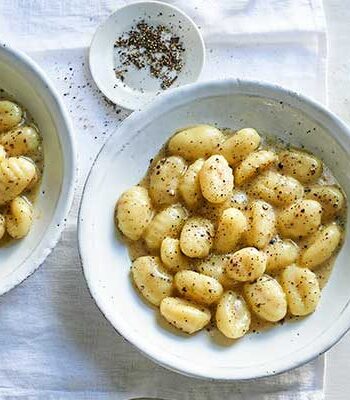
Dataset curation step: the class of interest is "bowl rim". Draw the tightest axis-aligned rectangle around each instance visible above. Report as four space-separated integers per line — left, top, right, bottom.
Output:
78 78 350 380
0 42 77 295
89 0 206 111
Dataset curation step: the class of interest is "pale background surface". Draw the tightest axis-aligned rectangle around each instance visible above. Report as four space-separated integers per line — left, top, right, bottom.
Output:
323 0 350 397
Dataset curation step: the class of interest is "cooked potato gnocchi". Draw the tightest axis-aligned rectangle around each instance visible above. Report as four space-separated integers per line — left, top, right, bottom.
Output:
225 247 267 282
149 156 186 206
132 256 173 306
160 237 190 272
143 204 188 250
179 159 204 209
280 265 320 316
214 207 247 253
245 200 276 249
219 128 261 166
168 125 224 160
0 96 43 245
216 291 251 338
160 297 211 334
115 124 346 340
199 155 234 203
174 270 223 305
278 150 322 183
180 217 214 258
116 186 153 240
244 275 287 322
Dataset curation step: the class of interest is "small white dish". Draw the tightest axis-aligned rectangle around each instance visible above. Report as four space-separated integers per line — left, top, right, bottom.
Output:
79 79 350 380
89 1 205 110
0 43 76 295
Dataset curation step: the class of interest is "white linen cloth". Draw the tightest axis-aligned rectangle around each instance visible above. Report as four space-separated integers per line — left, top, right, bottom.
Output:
0 0 327 398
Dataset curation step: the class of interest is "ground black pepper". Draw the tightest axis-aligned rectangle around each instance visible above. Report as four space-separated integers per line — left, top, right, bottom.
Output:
114 20 185 90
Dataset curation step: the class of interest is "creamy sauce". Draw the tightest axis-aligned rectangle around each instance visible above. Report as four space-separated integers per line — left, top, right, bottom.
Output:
123 128 347 336
0 89 44 247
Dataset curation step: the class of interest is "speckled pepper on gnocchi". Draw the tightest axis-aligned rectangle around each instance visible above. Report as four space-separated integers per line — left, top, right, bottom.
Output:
115 124 346 339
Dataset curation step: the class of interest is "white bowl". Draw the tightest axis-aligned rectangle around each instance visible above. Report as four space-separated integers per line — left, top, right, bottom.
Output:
89 1 205 110
0 43 76 295
78 80 350 380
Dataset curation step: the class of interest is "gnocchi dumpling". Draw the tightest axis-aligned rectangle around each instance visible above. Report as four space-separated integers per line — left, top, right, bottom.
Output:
144 204 188 250
243 275 287 322
216 291 251 339
116 186 153 240
197 254 236 288
0 214 5 239
132 256 173 306
277 199 322 239
234 150 277 186
245 200 276 249
160 297 211 334
180 217 214 258
0 157 37 205
304 185 345 221
215 207 247 253
277 150 322 183
249 171 304 207
0 126 40 157
174 270 223 305
219 128 261 166
168 125 224 160
265 239 299 273
0 100 22 132
299 223 342 269
149 156 187 206
225 247 267 282
179 159 204 209
199 155 234 204
5 196 33 239
160 237 190 272
280 265 320 316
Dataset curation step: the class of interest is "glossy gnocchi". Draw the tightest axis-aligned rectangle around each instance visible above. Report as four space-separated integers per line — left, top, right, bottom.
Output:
115 124 346 340
0 96 43 244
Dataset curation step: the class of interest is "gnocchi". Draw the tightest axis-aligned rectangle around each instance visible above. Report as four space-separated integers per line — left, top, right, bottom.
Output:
149 156 186 206
244 275 287 322
216 291 251 339
143 204 188 250
180 217 214 258
214 207 247 253
168 125 224 160
277 199 322 239
219 128 261 166
280 265 320 316
160 297 211 334
299 223 342 269
225 247 267 282
179 159 204 209
0 95 43 244
115 124 346 340
199 155 234 203
132 256 173 306
160 237 190 272
278 150 322 183
234 150 277 186
116 186 153 240
174 270 223 305
249 171 303 207
245 200 276 249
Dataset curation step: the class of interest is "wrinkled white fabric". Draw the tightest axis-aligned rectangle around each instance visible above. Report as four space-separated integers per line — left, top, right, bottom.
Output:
0 0 327 398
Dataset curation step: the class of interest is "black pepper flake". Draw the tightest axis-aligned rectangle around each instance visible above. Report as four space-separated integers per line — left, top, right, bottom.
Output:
113 20 185 90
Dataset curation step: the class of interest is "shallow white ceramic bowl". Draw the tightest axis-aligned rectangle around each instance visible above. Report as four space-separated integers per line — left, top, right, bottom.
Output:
0 43 76 295
89 1 205 110
79 80 350 380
